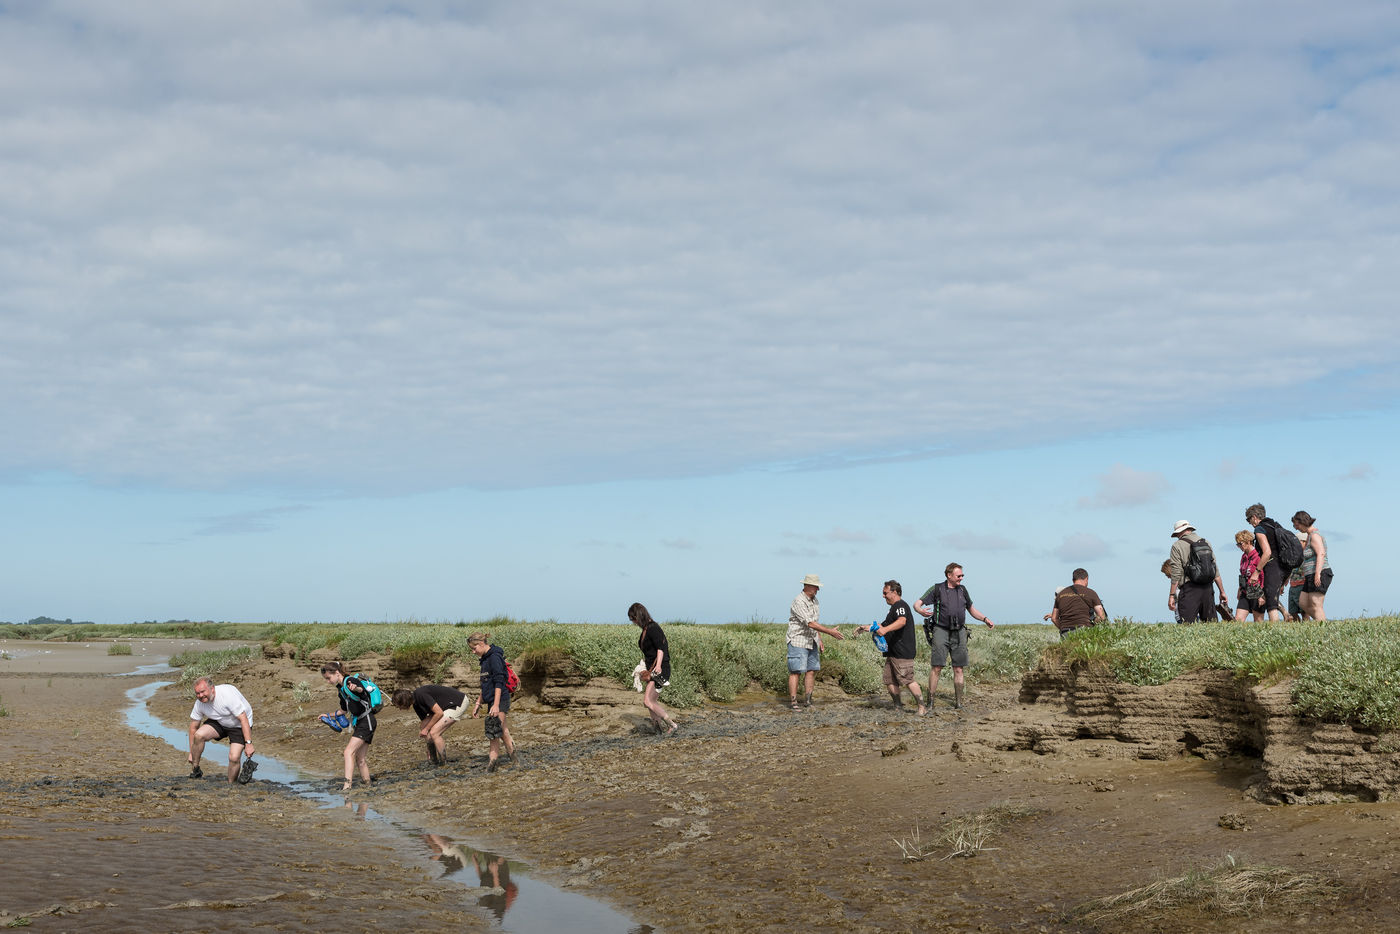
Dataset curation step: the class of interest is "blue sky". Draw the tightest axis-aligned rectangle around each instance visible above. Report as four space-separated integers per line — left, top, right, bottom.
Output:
2 2 1397 626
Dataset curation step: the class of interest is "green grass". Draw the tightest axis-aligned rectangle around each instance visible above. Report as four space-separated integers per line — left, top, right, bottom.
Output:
168 646 258 685
265 620 1056 708
0 621 273 642
106 643 133 656
1049 616 1400 729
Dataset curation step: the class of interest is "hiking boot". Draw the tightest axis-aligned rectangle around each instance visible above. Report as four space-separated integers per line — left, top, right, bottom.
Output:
189 765 203 779
237 757 258 785
486 757 499 773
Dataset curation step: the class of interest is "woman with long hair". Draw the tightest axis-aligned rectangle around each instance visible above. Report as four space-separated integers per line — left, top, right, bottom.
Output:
628 602 678 736
320 662 376 791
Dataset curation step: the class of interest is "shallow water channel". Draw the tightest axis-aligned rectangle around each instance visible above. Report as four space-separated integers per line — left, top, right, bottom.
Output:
125 679 652 933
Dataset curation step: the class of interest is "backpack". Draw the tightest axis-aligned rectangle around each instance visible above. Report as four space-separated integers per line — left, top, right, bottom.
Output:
1184 538 1217 585
923 583 972 643
340 673 384 723
1267 518 1304 573
504 661 519 694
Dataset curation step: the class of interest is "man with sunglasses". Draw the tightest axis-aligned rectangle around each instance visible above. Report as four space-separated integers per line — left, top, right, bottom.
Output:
914 563 994 710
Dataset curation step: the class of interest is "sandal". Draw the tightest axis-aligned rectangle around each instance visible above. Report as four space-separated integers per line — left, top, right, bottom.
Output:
790 698 801 710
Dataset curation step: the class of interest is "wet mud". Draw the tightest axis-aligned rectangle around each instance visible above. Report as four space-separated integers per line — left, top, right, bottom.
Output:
5 645 1400 932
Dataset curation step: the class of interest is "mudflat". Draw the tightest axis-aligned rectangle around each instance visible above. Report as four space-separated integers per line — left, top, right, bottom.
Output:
5 640 1400 932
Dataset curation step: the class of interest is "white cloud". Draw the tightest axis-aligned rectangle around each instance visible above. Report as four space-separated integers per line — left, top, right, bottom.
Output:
2 4 1399 493
941 531 1017 552
1078 464 1172 509
1342 463 1375 481
1053 533 1114 563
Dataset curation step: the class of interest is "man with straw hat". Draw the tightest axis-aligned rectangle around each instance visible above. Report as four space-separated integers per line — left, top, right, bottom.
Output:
787 574 846 710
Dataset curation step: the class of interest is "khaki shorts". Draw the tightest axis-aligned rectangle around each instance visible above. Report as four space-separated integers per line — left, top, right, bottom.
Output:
882 657 916 687
440 704 469 723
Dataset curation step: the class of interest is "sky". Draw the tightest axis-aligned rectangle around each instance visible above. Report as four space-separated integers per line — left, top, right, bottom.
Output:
2 2 1398 627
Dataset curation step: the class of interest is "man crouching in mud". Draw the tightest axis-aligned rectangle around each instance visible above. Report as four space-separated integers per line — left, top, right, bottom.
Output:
188 677 257 784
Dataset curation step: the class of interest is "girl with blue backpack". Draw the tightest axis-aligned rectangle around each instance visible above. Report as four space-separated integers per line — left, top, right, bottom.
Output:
320 662 381 791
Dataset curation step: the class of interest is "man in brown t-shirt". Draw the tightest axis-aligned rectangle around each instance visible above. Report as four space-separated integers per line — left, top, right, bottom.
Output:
1051 569 1105 637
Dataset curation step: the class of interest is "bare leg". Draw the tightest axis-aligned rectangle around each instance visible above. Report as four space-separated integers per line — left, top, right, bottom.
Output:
928 665 943 706
803 670 816 706
355 743 371 784
788 672 799 705
225 742 244 784
343 737 366 789
644 683 676 734
908 681 925 715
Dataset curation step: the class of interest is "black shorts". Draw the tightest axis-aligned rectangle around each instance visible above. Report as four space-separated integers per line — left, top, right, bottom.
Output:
350 720 375 744
205 720 248 746
1302 569 1333 594
1235 598 1264 613
484 715 505 739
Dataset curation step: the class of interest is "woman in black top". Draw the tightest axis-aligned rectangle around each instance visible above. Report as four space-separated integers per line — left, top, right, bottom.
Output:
320 662 376 791
629 602 678 736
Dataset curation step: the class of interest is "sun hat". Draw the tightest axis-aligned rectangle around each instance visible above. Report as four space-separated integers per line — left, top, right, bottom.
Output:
1171 520 1195 536
800 573 822 588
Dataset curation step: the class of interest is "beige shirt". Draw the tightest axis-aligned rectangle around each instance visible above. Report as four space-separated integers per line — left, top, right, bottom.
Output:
1168 532 1201 586
787 593 820 649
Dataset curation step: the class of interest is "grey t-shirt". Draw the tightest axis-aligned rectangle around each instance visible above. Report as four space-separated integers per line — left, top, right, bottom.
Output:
920 581 972 628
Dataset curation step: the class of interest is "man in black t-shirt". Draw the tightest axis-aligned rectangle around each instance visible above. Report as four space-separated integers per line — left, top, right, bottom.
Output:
873 580 926 716
391 684 469 764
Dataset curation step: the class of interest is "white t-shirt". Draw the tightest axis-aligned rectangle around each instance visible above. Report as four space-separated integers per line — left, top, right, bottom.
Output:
189 684 254 729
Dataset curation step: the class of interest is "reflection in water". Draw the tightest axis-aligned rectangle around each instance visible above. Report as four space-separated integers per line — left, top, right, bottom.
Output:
423 835 520 923
125 680 648 933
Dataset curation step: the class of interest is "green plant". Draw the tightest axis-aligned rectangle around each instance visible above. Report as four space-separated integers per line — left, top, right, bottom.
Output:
0 695 9 718
292 680 312 703
106 643 133 656
169 646 257 685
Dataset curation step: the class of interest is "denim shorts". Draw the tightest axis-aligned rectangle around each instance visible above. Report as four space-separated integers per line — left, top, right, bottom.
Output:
787 644 821 673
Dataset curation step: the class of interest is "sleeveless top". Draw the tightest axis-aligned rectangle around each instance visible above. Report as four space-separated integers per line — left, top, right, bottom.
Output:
1301 530 1330 575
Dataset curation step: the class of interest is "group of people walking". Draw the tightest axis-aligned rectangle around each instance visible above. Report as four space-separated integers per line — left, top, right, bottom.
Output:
786 564 996 715
186 512 1335 787
1167 503 1333 624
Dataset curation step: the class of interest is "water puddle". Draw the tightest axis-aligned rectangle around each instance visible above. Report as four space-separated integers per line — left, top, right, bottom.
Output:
125 681 653 933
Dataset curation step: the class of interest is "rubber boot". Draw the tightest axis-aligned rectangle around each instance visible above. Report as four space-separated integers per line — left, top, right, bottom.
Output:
953 683 964 710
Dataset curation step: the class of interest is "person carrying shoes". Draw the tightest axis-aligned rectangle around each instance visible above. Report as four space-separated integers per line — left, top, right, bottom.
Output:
187 678 256 784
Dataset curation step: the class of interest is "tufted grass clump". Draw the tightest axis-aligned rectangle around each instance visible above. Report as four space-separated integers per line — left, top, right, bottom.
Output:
1070 855 1336 924
106 643 133 656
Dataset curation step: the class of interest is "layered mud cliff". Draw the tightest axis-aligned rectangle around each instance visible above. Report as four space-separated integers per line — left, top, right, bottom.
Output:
960 659 1400 804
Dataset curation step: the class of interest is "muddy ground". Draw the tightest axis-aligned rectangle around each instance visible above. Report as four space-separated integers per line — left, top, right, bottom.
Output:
4 641 1400 932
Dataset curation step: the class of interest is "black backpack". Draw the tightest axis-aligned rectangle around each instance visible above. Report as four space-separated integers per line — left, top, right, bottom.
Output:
1184 538 1217 584
1267 518 1304 572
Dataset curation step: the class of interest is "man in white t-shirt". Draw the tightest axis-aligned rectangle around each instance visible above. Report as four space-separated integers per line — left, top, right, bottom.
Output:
188 678 256 784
